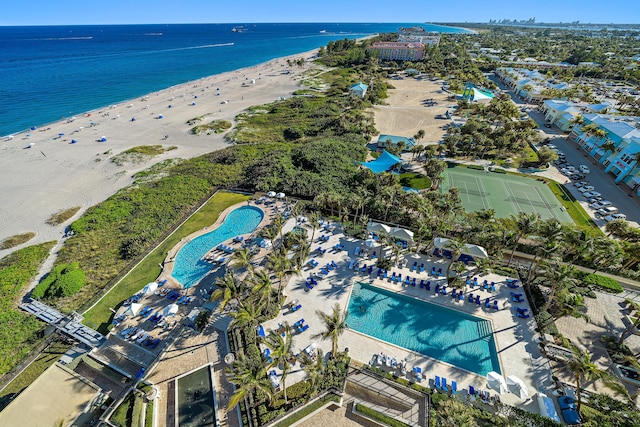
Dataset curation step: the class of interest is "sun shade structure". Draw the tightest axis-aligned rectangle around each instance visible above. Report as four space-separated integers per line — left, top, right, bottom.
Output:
486 371 508 394
433 237 488 259
163 304 179 317
124 303 142 316
506 375 529 399
142 282 158 295
360 150 402 174
390 227 414 242
367 222 391 234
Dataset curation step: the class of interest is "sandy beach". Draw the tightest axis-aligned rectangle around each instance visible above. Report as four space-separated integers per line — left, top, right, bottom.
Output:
0 49 318 258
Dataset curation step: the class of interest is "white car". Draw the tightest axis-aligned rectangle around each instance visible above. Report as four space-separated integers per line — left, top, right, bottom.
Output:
583 191 601 198
579 165 590 174
590 201 612 210
579 186 595 193
605 213 627 222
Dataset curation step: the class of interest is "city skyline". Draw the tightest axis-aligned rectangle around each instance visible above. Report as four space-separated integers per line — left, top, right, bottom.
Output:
0 0 637 26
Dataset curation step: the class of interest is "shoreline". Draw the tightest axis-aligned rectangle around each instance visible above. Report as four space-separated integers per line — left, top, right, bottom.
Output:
0 47 320 258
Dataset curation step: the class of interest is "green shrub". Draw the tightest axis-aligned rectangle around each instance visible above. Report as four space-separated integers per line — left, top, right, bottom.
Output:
581 273 623 293
491 168 507 174
32 262 85 299
0 232 36 249
467 164 485 170
355 403 410 426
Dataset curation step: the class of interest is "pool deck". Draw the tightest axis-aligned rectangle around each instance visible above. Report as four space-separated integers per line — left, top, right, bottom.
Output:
262 223 554 413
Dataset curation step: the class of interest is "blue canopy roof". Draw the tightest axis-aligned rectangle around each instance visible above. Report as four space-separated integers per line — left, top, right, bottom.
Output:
360 150 402 174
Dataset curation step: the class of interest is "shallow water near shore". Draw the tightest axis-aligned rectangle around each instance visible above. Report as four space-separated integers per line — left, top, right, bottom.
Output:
0 23 468 136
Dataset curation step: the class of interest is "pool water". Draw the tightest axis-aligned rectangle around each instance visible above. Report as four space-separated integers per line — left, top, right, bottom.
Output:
171 206 263 288
347 282 501 376
177 367 216 427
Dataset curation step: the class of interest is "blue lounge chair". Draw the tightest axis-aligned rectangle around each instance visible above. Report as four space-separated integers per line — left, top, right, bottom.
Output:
419 279 425 288
451 289 458 299
493 300 499 311
459 292 464 301
257 325 266 338
412 261 418 271
413 366 423 382
490 282 496 292
473 277 478 287
361 265 367 273
434 376 441 390
148 338 161 349
468 293 474 303
390 272 396 282
475 295 481 305
431 266 436 276
485 298 491 308
405 276 410 285
411 278 417 287
397 274 402 284
383 270 388 279
437 268 442 277
264 348 271 362
517 311 531 319
300 324 309 332
469 385 477 399
451 381 458 395
425 281 431 291
377 268 383 277
442 378 448 391
291 304 302 312
441 285 447 295
368 265 373 274
434 284 440 294
420 263 425 272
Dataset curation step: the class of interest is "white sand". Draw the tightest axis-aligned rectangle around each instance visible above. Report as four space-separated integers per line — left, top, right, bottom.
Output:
0 50 317 258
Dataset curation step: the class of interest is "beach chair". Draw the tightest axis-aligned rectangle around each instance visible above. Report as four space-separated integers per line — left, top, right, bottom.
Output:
419 279 425 288
435 376 442 390
451 381 458 395
412 261 418 271
383 270 388 279
411 278 417 287
435 284 441 294
475 295 481 305
490 282 496 292
459 292 464 301
442 378 448 391
484 298 491 308
360 264 367 273
431 266 436 276
493 300 499 311
390 272 396 282
368 265 373 274
468 293 474 303
413 366 423 382
354 246 360 256
451 289 458 299
397 274 402 284
300 324 309 332
516 311 530 319
437 268 442 277
469 385 477 401
473 277 478 287
405 276 410 285
420 263 425 272
425 281 431 291
377 268 383 278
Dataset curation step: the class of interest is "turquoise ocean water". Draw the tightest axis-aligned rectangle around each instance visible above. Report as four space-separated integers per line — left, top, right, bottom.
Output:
0 23 468 136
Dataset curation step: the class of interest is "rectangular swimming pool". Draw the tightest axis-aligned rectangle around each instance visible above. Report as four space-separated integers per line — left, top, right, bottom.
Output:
346 282 501 376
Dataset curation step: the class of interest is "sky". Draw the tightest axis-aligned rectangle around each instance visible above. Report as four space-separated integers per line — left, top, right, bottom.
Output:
0 0 637 26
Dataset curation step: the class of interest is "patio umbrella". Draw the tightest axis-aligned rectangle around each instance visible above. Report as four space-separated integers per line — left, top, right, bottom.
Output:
391 227 414 242
506 375 529 399
364 238 378 248
70 139 77 144
124 303 142 316
433 237 450 248
163 303 179 317
142 282 158 295
367 222 391 234
276 192 285 199
462 243 489 259
100 136 107 142
486 371 508 394
267 191 276 197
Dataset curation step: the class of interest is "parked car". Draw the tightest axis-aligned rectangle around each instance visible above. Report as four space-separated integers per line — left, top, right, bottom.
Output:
579 186 595 193
583 191 601 198
590 201 612 210
579 165 590 174
587 197 603 204
569 174 585 181
597 206 618 216
605 213 627 221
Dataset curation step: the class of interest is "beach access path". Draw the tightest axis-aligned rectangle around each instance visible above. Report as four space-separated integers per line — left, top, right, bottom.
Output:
0 49 319 260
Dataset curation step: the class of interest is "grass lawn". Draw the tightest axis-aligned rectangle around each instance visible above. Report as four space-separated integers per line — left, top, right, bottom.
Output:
399 172 431 190
547 181 602 235
82 191 249 333
0 340 71 411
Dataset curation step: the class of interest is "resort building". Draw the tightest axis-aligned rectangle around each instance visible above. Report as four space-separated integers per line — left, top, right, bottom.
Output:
349 81 369 99
398 26 441 46
541 99 616 131
495 67 576 104
368 41 425 61
569 114 640 193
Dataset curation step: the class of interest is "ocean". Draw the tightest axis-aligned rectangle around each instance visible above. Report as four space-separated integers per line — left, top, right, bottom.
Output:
0 23 468 137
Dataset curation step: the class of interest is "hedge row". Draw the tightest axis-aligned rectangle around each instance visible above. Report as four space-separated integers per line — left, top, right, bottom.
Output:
580 273 624 293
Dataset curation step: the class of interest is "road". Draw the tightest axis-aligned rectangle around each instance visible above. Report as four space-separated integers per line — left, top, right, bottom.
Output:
490 75 640 226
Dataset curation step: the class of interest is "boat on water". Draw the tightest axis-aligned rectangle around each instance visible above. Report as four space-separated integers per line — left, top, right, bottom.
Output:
232 26 247 33
319 30 327 33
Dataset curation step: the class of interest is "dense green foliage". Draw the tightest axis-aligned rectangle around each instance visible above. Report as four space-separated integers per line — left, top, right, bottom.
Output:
0 242 54 376
32 262 85 299
46 206 81 226
111 392 144 427
191 119 232 134
580 273 624 293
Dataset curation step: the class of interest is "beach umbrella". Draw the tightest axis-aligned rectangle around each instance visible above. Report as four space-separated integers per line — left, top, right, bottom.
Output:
142 282 158 295
163 303 179 317
267 191 276 197
486 371 508 394
31 126 36 130
367 222 391 234
462 243 489 259
191 102 196 106
158 114 163 119
506 375 529 399
391 227 414 242
71 139 77 144
433 237 450 248
100 136 107 142
124 303 142 316
7 135 13 140
276 192 285 199
58 133 64 137
131 117 136 122
168 105 172 108
364 238 378 248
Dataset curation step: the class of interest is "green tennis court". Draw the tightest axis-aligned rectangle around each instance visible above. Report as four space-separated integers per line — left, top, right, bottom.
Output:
441 167 573 223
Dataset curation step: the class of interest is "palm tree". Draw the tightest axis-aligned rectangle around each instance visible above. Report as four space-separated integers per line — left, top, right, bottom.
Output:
443 237 465 284
539 262 577 314
567 345 620 416
308 211 320 243
251 269 274 309
507 212 540 266
226 354 272 411
299 348 325 395
211 271 243 311
230 299 263 329
262 324 295 403
267 249 295 300
231 247 254 273
312 303 348 358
